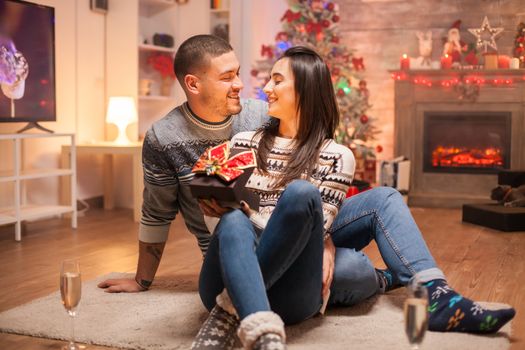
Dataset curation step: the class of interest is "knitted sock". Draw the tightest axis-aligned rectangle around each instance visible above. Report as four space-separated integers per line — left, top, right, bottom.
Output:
190 304 239 350
253 333 286 350
238 311 286 350
425 279 515 333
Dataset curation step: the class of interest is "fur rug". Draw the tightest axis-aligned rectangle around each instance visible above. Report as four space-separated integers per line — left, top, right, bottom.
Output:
0 273 512 350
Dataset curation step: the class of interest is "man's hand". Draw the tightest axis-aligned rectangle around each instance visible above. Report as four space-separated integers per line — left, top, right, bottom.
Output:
97 278 147 293
198 198 231 217
322 236 336 298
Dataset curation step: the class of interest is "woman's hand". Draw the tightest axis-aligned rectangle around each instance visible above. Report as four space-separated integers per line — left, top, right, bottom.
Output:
198 198 230 217
322 236 336 298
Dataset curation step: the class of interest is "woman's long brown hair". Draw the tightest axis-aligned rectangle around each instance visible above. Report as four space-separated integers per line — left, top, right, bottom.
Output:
255 46 340 188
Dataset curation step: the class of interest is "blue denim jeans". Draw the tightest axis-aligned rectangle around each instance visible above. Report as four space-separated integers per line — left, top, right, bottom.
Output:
328 187 445 306
199 180 324 324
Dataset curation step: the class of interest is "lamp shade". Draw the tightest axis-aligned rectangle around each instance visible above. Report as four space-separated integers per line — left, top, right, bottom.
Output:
106 96 137 124
106 96 137 144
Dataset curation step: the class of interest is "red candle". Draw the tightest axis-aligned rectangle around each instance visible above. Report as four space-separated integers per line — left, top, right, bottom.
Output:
441 54 452 69
498 55 510 69
400 54 410 70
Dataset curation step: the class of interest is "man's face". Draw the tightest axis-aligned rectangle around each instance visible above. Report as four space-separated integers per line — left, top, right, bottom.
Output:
198 51 243 118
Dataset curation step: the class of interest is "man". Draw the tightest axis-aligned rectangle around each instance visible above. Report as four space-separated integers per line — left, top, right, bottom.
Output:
99 34 515 340
98 35 268 293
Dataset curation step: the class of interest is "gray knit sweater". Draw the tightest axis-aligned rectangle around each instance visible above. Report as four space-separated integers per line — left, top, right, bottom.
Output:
139 99 269 255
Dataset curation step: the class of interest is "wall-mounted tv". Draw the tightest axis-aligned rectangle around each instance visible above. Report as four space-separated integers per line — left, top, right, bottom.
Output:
0 0 56 132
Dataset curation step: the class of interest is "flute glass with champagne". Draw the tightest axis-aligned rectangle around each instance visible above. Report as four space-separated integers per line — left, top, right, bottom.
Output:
60 259 82 350
404 279 429 349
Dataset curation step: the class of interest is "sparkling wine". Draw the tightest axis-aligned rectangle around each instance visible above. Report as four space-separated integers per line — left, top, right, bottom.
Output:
404 297 428 345
60 272 81 311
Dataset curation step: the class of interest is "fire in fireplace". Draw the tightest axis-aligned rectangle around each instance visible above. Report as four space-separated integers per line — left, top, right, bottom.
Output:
431 146 504 168
424 112 511 174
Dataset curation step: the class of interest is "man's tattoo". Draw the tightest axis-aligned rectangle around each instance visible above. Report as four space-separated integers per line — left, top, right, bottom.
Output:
146 245 162 261
140 279 152 288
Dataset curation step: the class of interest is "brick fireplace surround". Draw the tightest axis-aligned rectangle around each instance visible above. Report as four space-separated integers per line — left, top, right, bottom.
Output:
393 70 525 208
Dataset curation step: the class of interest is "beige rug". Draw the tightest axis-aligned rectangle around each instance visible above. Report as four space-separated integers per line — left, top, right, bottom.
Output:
0 273 512 350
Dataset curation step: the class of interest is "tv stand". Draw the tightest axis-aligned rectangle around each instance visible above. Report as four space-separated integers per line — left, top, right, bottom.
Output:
17 122 54 134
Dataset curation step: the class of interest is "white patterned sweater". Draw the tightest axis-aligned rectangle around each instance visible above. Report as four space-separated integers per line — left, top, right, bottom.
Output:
206 131 355 234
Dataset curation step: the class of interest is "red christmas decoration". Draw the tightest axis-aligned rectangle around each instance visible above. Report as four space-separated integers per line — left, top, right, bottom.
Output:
332 67 340 75
275 32 289 41
346 186 360 198
352 57 365 71
376 145 383 153
358 80 369 99
332 15 340 22
250 69 259 77
148 53 176 78
281 9 302 23
261 45 274 59
360 114 369 124
306 21 323 34
337 88 345 96
331 36 340 43
327 2 335 11
464 51 478 65
322 19 331 28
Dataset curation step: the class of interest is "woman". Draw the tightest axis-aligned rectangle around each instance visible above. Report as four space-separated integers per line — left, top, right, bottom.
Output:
191 46 353 350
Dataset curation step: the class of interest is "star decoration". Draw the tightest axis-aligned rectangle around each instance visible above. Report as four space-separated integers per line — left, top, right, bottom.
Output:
468 16 504 53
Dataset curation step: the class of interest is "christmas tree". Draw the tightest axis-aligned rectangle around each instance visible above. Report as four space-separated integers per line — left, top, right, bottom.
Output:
251 0 380 181
514 22 525 68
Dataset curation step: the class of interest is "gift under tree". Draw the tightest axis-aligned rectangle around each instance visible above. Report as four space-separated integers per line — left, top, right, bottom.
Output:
252 0 380 183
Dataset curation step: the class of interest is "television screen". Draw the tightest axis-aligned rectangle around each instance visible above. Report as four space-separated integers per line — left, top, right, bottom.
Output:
0 0 55 123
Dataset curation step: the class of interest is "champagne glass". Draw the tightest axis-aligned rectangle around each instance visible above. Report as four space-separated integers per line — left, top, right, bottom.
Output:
60 259 82 350
404 279 429 349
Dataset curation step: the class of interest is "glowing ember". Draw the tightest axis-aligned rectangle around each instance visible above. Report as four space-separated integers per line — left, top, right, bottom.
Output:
431 146 504 168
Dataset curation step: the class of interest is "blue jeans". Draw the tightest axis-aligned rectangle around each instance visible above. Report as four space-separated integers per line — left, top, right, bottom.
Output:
199 180 324 324
328 187 445 307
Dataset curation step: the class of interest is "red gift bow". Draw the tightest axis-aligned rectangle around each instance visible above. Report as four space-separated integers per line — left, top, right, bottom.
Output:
192 142 257 182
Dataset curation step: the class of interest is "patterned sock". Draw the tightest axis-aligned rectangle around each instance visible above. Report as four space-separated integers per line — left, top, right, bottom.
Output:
425 279 515 333
190 304 239 349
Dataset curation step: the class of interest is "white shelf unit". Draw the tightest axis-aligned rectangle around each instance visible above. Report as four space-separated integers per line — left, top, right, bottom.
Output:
138 0 178 139
210 1 230 43
0 133 77 241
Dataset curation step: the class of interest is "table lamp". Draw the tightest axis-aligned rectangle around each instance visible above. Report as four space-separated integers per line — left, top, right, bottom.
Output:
106 96 137 144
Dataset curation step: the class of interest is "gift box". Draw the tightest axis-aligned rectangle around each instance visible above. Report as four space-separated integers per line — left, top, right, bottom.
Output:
189 143 260 210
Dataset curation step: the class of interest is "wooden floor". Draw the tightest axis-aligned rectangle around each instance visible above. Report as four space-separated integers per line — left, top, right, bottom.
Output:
0 207 524 349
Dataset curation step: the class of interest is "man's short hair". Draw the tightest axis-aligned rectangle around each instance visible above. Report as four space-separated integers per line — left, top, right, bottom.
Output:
174 35 233 86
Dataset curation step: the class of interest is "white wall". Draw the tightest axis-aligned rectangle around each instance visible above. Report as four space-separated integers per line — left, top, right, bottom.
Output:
235 0 288 99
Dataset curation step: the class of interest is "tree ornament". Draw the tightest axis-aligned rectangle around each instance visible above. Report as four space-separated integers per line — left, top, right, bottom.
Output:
376 145 383 153
360 114 369 124
337 88 345 96
250 69 259 77
311 0 324 13
327 2 335 11
352 57 365 70
468 16 504 53
332 15 340 23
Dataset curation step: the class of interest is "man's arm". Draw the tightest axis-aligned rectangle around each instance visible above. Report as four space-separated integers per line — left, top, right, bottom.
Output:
98 241 166 292
98 128 178 293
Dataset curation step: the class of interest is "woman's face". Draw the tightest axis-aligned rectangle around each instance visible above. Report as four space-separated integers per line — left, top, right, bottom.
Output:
263 58 298 123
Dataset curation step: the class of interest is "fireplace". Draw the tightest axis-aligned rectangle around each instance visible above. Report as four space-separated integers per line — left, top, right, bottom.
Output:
423 112 511 174
392 70 525 207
